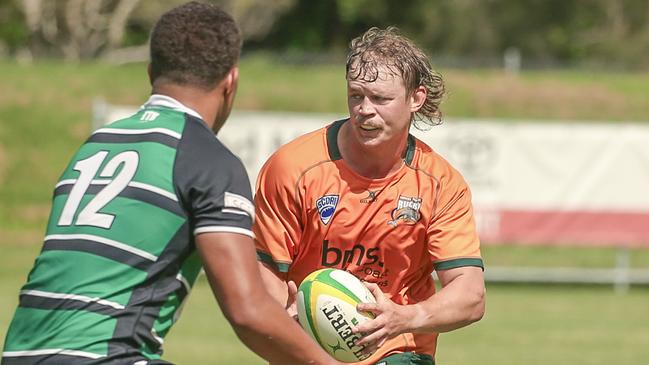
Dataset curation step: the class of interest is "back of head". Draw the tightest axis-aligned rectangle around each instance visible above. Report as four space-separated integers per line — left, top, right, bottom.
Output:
150 1 241 90
346 27 445 128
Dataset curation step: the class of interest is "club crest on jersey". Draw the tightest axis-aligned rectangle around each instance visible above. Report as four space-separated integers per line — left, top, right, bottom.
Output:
388 196 422 227
316 194 339 225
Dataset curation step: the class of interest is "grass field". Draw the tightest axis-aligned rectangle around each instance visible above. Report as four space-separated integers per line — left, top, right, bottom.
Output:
163 280 649 365
1 58 649 364
2 240 648 364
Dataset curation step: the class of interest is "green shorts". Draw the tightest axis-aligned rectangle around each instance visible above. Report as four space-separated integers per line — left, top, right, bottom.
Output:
373 352 435 365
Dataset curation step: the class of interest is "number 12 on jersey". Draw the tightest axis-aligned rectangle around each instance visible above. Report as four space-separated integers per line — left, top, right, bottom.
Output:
58 150 140 229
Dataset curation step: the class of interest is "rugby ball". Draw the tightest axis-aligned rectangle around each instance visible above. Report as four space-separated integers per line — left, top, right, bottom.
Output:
296 268 376 363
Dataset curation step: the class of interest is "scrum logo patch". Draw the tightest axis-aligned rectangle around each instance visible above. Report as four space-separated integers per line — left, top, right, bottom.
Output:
316 194 339 225
388 195 422 227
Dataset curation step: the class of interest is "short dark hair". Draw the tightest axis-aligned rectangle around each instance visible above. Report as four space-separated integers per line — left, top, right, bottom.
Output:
150 1 242 89
346 27 445 128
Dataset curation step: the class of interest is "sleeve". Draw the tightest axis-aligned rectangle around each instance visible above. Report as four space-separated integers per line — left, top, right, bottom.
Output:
175 116 255 238
427 166 483 271
253 150 303 274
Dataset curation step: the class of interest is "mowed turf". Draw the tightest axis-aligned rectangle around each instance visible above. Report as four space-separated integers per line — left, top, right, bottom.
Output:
2 241 648 365
160 277 649 365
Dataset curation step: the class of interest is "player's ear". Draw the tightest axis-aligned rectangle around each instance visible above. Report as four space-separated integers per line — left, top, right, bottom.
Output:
147 63 154 85
223 67 239 96
409 85 427 112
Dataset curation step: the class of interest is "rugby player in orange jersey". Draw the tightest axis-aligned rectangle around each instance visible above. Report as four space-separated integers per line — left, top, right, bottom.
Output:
254 27 485 365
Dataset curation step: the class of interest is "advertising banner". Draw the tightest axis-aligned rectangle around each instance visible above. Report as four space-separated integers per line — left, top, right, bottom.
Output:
100 106 649 247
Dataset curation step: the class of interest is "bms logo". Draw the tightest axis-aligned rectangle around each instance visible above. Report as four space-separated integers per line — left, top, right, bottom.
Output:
316 194 339 225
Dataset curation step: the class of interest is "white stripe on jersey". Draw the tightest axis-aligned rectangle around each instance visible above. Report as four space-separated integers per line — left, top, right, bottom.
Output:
221 208 250 216
151 328 164 345
93 127 182 140
2 349 104 359
20 289 125 310
55 179 78 188
224 192 255 219
141 94 204 120
176 273 191 293
54 179 178 202
194 226 255 239
128 181 178 201
45 234 158 262
55 179 177 202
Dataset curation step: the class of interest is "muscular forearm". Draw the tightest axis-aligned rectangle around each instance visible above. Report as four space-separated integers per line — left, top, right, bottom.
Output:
228 293 336 365
197 234 337 365
409 269 485 333
258 262 289 305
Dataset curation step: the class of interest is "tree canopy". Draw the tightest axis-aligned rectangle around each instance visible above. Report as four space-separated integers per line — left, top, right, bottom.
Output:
1 0 647 70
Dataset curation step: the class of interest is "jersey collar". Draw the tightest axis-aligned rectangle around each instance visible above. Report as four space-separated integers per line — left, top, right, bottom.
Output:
141 94 204 121
326 118 417 166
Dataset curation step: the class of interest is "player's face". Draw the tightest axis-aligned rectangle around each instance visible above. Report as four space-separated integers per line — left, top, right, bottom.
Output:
347 67 424 150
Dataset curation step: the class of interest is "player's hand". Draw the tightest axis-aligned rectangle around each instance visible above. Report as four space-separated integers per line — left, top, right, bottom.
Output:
352 282 414 352
286 280 298 321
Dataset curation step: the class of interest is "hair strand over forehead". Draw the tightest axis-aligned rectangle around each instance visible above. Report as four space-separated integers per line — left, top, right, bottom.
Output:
346 27 445 129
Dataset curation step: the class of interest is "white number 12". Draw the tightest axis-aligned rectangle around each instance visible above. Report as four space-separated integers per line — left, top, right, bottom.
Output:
58 150 139 228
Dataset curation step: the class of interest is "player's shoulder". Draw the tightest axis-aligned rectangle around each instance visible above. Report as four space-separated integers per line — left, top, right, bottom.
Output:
185 115 237 156
175 114 247 182
409 135 467 185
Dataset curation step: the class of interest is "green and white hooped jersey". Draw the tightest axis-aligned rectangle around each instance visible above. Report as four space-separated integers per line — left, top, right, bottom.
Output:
2 95 255 365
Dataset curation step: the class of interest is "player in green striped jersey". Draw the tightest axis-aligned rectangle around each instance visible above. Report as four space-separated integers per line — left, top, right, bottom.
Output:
1 2 341 365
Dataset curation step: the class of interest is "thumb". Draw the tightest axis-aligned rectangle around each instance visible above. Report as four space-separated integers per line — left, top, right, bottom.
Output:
286 280 298 307
286 280 299 320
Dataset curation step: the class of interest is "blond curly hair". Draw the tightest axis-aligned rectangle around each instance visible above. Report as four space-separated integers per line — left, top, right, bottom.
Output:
346 27 445 128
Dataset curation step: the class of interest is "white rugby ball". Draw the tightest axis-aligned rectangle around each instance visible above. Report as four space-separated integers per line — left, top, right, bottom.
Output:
296 268 376 363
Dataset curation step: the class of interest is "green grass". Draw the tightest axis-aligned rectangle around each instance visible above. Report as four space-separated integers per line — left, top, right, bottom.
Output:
2 240 649 364
482 245 649 269
438 284 649 365
168 278 649 365
2 241 647 365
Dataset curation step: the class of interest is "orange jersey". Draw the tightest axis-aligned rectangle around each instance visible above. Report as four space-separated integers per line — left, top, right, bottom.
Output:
254 119 483 363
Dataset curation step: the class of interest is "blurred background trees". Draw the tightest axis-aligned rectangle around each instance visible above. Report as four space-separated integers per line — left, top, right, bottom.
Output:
0 0 647 69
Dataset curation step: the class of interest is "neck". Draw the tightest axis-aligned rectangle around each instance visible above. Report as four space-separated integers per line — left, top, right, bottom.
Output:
338 122 408 179
151 83 223 130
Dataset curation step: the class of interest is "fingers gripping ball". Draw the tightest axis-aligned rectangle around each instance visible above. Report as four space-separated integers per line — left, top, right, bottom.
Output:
296 268 377 363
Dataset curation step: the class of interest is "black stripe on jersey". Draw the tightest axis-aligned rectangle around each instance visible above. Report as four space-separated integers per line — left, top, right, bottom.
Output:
43 238 152 271
1 354 92 365
0 354 173 365
404 134 416 165
326 119 346 161
108 222 192 358
54 184 184 217
19 293 122 317
87 132 179 149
